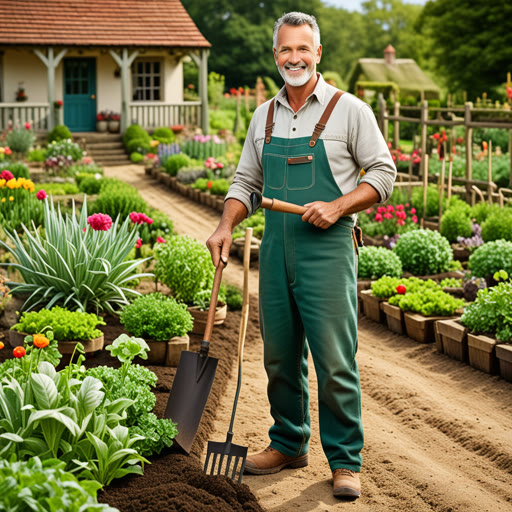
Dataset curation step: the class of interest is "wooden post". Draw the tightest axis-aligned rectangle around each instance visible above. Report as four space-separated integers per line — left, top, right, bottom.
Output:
509 129 512 187
438 145 446 226
447 155 453 201
422 154 429 227
420 100 428 179
488 139 493 204
464 102 473 202
393 101 400 149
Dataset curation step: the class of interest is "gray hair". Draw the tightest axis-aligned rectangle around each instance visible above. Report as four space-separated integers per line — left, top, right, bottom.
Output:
273 12 321 50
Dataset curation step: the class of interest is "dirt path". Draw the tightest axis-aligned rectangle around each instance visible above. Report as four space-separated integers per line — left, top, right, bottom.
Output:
105 165 512 512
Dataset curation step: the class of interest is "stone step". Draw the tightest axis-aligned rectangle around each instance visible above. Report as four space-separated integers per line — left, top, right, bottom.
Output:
88 148 127 157
94 156 132 165
86 142 125 150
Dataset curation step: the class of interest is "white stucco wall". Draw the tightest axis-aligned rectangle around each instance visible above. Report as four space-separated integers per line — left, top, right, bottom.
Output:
1 48 184 109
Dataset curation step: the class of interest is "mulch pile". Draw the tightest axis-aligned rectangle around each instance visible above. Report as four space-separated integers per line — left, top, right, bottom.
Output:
0 305 264 512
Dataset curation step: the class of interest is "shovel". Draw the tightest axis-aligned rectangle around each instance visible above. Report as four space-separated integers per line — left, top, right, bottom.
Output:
204 228 253 483
164 259 226 454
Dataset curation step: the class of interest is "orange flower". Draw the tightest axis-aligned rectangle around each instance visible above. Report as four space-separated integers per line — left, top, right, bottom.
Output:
33 334 49 348
13 346 25 358
0 341 4 350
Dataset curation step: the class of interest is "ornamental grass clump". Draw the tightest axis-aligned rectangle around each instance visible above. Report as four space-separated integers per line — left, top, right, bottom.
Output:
0 197 151 313
154 234 215 304
358 246 402 279
393 229 453 276
468 240 512 278
121 292 193 341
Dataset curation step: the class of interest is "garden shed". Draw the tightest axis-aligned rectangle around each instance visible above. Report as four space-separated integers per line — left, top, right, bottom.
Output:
0 0 210 134
348 44 440 101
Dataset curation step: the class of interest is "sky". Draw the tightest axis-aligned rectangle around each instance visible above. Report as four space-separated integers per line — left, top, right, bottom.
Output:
324 0 427 11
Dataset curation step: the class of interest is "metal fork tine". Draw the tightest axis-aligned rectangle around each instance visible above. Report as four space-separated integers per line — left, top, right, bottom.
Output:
203 452 211 473
224 455 233 476
210 453 218 474
231 457 239 481
217 454 225 474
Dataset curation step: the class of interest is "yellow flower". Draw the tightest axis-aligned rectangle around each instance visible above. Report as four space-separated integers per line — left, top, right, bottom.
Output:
6 179 17 189
1 198 5 203
0 179 5 188
9 196 13 201
150 140 160 147
0 148 4 154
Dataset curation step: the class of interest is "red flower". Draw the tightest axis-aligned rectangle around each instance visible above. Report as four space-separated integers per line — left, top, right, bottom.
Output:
57 99 63 107
216 162 224 169
482 141 488 150
384 212 393 220
0 170 14 181
433 133 440 140
87 213 113 231
4 147 11 155
396 285 406 295
375 213 383 222
36 189 47 200
13 346 26 358
387 205 394 213
229 88 238 95
412 215 418 224
156 236 166 243
24 122 31 130
507 86 512 100
135 238 142 249
207 181 213 189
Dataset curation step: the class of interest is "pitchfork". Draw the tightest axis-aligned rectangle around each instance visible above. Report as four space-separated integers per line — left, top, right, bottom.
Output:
203 228 252 483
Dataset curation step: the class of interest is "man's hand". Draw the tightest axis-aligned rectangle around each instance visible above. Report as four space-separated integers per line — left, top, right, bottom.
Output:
206 226 232 267
302 200 342 229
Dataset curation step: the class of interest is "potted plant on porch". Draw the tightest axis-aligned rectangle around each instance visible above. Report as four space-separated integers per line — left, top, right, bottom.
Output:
108 112 121 133
96 112 108 132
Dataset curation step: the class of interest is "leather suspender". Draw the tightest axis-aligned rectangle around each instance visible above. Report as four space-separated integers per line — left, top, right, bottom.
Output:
264 89 344 145
309 90 344 147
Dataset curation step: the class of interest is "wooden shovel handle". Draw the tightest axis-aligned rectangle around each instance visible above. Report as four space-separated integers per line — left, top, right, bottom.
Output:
203 259 226 343
260 197 307 215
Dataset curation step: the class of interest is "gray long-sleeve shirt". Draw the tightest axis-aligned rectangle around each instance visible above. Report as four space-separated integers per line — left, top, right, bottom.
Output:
225 74 397 217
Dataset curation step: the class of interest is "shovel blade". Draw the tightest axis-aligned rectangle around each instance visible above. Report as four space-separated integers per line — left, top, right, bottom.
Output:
164 350 218 454
204 439 248 483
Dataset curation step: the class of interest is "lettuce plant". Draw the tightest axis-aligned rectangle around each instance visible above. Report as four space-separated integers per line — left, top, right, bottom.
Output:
0 197 152 314
468 240 512 278
389 288 464 316
358 246 402 279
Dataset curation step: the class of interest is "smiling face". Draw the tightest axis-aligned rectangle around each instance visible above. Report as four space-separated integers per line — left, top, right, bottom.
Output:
273 23 322 88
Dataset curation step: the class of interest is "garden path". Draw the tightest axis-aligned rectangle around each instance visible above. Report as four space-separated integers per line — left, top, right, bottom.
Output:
104 165 512 512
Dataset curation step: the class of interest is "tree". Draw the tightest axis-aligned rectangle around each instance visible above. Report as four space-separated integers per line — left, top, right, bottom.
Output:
417 0 512 98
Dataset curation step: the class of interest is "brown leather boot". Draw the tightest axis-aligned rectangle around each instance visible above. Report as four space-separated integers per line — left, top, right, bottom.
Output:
244 446 308 475
332 468 361 498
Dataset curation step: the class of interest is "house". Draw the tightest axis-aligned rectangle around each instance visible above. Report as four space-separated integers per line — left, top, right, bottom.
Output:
348 45 440 101
0 0 210 134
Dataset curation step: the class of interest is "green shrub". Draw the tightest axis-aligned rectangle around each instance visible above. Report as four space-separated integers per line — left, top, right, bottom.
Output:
389 287 464 316
154 235 215 304
163 153 192 176
131 151 144 163
371 276 439 299
481 209 512 242
468 240 512 278
45 139 83 161
225 284 243 310
210 178 230 196
440 206 473 243
36 182 79 195
471 202 502 224
91 179 148 220
12 306 105 340
461 280 512 341
393 229 453 275
152 127 175 144
126 137 151 155
6 126 34 155
27 148 46 162
411 185 440 218
69 163 103 177
473 128 509 154
233 208 265 240
121 292 193 340
48 124 72 143
123 124 151 146
358 246 402 279
1 161 30 178
193 177 210 191
78 175 103 195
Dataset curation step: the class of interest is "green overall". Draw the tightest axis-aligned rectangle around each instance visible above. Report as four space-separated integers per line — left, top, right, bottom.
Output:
259 93 364 472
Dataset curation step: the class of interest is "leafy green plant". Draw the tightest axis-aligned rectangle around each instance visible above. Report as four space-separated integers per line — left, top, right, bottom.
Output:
470 202 502 224
129 412 178 457
121 293 193 341
48 124 72 143
481 209 512 242
193 177 209 191
371 276 439 299
12 306 105 341
126 138 151 155
440 206 473 243
154 235 215 304
78 175 103 195
163 154 192 176
0 186 45 236
27 148 47 162
131 151 144 163
122 124 150 147
468 240 512 278
1 161 30 178
209 178 231 196
225 284 243 310
6 126 34 155
461 280 512 342
90 179 148 220
358 246 402 279
45 139 83 161
36 182 79 195
440 277 463 288
389 287 464 316
233 208 265 240
70 164 104 178
152 127 175 144
105 333 149 381
393 229 453 275
0 197 152 313
0 457 119 512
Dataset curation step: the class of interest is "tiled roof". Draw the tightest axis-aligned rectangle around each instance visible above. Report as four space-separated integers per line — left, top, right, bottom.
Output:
0 0 210 48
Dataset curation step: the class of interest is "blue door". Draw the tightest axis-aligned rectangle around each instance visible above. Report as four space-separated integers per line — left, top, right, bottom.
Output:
63 58 97 132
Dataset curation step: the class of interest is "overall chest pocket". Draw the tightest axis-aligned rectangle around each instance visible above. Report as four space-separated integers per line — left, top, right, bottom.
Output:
286 154 315 190
263 153 287 190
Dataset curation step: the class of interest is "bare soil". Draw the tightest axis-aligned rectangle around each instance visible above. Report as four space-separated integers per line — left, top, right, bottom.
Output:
104 165 512 512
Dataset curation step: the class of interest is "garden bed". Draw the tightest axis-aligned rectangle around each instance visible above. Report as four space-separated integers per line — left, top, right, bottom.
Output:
0 308 264 512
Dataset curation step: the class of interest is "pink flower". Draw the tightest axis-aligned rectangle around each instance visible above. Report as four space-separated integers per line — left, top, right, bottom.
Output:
0 170 14 181
377 206 386 214
365 208 373 214
82 156 92 164
135 238 142 249
205 161 211 168
410 208 416 214
24 122 31 130
216 162 224 169
413 156 421 164
387 142 392 149
405 203 410 207
129 212 153 225
384 212 393 220
36 189 47 200
375 213 383 222
397 219 405 226
396 204 404 211
412 215 418 224
156 236 166 243
387 205 394 213
83 227 86 232
87 213 113 231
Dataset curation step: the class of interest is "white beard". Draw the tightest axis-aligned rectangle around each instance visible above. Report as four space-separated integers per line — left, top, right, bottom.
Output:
277 61 315 87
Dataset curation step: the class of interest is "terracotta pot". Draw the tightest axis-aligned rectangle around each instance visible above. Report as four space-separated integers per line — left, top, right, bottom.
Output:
496 344 512 382
467 333 498 374
436 319 468 361
404 312 459 344
166 334 190 367
9 330 104 353
188 303 227 335
358 290 386 324
381 302 405 335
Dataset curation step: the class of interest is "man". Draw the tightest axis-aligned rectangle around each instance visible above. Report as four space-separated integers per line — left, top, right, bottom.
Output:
206 11 396 498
